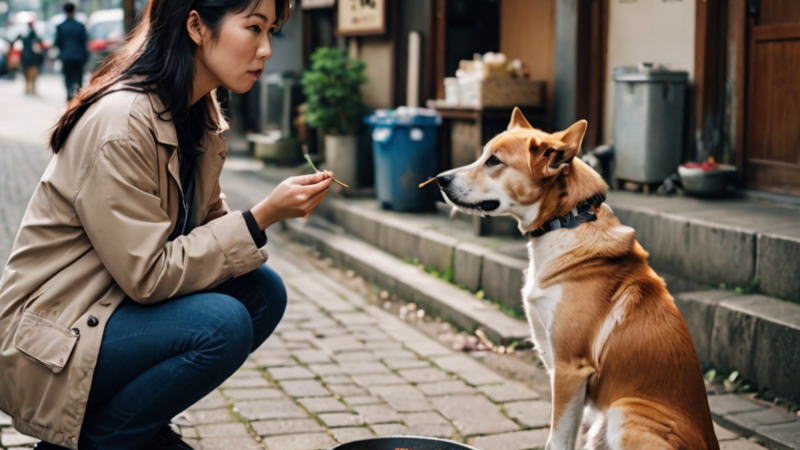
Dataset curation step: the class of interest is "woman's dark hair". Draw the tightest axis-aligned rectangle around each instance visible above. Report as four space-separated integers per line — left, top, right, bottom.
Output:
50 0 291 153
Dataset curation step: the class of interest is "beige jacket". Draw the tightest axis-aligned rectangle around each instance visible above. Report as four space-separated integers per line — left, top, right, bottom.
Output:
0 87 268 448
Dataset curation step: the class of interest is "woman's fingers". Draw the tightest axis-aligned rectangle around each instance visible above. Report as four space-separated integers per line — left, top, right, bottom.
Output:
289 172 330 186
300 176 333 197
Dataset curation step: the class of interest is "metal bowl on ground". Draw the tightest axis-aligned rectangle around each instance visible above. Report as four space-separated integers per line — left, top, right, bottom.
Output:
329 435 479 450
678 164 736 197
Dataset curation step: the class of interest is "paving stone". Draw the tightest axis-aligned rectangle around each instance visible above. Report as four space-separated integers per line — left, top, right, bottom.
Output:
726 408 798 430
261 432 337 450
222 387 286 401
327 383 368 397
280 330 317 342
269 366 316 380
719 439 767 449
370 423 408 436
221 376 270 389
432 395 519 435
398 367 451 383
252 354 295 367
193 390 229 410
479 382 541 402
384 358 431 370
1 431 38 447
709 395 763 416
308 363 345 376
234 399 307 421
376 349 419 360
369 385 433 412
352 404 402 424
344 395 382 406
470 428 550 450
291 349 332 364
502 400 551 428
316 336 366 353
313 326 350 337
319 412 365 427
330 427 375 443
364 340 405 350
403 338 452 357
299 318 339 330
197 436 262 450
402 412 455 438
321 374 353 385
251 418 324 436
298 396 349 413
280 379 330 397
285 341 313 350
755 421 800 449
186 408 236 425
352 373 407 387
714 423 740 441
416 380 478 396
336 351 377 362
195 422 251 438
432 354 505 385
341 361 391 375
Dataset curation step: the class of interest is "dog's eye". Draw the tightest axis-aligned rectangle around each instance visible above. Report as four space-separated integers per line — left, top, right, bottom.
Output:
486 155 503 167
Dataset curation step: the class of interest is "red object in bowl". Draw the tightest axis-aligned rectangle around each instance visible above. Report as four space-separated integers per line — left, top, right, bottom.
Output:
681 157 718 171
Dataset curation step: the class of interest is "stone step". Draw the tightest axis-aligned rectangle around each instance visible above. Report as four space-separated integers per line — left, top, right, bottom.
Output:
676 290 800 405
608 191 800 303
284 216 531 345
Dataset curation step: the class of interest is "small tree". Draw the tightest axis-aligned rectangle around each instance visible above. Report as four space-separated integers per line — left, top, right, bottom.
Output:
301 47 367 136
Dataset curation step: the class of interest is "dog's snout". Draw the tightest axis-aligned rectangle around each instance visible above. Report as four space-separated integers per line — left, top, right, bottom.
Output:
437 174 454 188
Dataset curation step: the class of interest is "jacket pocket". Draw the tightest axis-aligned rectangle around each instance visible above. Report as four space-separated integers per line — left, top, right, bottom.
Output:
13 311 78 374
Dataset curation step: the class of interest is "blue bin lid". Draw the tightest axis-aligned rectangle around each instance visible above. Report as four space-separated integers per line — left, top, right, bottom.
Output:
365 107 442 127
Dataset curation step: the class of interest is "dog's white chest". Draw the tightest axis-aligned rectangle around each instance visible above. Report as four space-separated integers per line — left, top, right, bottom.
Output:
522 277 562 372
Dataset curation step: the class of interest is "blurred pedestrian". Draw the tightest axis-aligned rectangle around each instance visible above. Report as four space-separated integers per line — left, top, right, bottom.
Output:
0 0 332 449
55 2 89 101
16 20 44 95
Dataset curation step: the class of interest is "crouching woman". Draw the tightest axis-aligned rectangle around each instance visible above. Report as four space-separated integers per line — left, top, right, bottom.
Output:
0 0 331 448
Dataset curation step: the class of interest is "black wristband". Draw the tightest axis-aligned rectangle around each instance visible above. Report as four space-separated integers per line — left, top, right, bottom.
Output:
242 210 268 247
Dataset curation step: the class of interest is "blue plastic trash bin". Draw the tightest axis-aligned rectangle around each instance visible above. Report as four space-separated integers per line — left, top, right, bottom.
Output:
365 108 442 212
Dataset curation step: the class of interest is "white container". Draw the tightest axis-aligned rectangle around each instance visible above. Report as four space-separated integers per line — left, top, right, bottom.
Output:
444 77 460 104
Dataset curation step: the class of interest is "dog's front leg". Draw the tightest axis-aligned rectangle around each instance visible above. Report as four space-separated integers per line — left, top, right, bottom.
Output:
546 364 594 450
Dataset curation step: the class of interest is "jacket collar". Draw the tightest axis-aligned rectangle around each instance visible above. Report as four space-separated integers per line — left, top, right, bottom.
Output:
142 88 229 153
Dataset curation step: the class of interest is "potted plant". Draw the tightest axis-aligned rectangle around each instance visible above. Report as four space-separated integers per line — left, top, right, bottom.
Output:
301 47 367 187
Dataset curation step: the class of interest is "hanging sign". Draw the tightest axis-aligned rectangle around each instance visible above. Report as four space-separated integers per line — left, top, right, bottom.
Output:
337 0 386 36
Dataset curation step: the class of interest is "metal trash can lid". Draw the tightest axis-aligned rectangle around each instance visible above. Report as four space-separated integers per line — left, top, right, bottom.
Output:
613 63 688 83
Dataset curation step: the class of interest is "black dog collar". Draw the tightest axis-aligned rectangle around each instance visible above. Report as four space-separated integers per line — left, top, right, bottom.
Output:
528 193 606 237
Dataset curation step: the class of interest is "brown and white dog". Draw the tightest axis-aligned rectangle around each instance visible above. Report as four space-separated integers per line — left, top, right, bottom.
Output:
435 108 718 450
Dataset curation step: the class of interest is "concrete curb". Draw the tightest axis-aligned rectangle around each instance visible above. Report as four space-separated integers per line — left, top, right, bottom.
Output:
284 217 531 345
676 291 800 404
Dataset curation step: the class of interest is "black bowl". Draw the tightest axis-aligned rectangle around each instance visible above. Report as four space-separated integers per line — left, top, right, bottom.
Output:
330 435 479 450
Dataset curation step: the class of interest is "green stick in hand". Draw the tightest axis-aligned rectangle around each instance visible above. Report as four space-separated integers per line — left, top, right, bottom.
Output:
304 154 349 188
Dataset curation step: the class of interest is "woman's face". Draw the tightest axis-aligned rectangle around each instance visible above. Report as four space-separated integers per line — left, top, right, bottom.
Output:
193 0 277 94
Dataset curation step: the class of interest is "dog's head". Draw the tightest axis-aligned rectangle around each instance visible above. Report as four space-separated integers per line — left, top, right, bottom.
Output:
436 107 605 233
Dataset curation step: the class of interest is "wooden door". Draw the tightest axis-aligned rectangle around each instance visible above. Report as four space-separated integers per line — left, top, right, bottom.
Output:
746 0 800 195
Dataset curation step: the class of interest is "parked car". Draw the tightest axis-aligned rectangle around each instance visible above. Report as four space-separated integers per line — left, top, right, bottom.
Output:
86 8 122 70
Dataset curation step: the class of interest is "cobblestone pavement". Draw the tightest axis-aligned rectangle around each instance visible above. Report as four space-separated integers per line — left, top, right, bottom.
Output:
0 75 769 450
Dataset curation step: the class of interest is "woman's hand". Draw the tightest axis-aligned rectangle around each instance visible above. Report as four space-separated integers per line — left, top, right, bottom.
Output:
251 172 333 229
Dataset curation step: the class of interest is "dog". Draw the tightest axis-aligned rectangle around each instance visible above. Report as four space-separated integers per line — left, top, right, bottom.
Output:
435 108 718 450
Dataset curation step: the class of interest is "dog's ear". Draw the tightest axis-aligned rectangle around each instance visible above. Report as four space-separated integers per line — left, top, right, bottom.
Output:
507 107 533 131
541 120 587 175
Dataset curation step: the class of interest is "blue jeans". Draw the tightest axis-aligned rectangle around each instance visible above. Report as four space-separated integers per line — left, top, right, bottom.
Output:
77 265 287 449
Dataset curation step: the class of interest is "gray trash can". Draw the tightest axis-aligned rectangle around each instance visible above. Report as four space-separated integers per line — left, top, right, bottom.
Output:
613 64 688 185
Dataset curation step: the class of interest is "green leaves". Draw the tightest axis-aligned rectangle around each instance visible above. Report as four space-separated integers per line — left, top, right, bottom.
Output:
301 47 368 136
